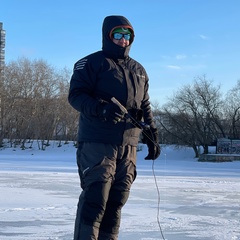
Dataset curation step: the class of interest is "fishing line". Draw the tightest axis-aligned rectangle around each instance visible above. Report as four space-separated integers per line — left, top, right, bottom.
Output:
111 97 166 239
152 159 166 240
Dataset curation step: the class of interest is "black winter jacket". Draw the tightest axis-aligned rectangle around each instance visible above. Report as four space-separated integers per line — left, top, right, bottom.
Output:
68 15 155 147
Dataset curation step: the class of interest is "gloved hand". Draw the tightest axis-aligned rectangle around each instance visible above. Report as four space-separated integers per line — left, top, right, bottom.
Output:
99 102 125 124
142 127 161 160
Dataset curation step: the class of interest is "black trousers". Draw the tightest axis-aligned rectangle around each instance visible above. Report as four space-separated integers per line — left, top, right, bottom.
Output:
74 142 137 240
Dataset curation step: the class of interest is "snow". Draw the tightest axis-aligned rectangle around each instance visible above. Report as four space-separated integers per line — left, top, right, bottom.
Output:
0 142 240 240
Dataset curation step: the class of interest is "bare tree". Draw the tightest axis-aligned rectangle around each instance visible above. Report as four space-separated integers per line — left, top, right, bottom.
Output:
53 69 79 142
224 80 240 139
156 76 224 157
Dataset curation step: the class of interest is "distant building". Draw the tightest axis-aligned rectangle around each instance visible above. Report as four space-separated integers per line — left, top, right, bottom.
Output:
217 138 240 154
0 22 5 70
0 22 5 140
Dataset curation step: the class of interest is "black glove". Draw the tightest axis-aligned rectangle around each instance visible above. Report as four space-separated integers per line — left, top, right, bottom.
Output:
142 127 161 160
99 102 125 124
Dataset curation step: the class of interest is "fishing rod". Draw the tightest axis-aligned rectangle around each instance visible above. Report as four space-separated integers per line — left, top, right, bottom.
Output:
111 97 158 147
111 97 166 240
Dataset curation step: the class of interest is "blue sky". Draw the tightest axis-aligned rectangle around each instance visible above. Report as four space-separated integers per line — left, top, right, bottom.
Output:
2 0 240 104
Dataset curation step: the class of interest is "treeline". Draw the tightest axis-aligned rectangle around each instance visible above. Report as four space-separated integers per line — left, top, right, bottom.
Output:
0 58 79 149
0 58 239 155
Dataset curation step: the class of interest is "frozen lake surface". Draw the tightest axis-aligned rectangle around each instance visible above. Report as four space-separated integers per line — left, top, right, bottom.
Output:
0 143 240 240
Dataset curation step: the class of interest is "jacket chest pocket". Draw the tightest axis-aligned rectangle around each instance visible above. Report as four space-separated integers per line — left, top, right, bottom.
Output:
131 72 146 102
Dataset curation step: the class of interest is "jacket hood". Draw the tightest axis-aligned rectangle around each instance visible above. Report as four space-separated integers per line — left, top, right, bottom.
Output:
102 15 135 59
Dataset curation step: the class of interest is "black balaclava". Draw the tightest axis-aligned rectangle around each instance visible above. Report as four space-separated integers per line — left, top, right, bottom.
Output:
102 15 135 59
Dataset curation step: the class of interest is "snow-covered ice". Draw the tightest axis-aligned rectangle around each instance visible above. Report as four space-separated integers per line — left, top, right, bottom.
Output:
0 142 240 240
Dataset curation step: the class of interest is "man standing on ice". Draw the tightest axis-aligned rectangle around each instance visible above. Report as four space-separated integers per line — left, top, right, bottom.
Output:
68 15 160 240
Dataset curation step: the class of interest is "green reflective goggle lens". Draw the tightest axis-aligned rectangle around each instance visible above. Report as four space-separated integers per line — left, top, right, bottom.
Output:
113 33 131 40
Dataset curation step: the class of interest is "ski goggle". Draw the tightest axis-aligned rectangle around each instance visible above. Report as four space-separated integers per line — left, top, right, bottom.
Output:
112 32 131 41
